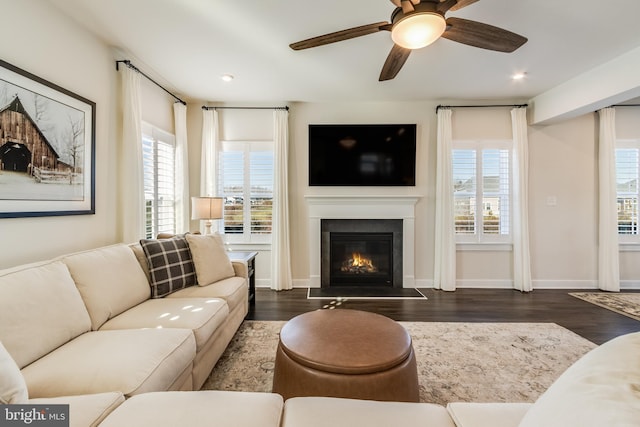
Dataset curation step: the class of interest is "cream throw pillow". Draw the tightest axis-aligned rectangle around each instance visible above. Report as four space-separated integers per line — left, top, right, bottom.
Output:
186 234 235 286
0 341 28 404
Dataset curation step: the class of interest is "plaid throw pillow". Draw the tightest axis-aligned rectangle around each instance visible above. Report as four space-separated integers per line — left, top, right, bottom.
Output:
140 236 197 298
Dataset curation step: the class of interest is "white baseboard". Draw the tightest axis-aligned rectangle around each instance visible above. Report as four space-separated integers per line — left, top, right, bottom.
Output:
531 280 597 289
260 278 640 290
621 280 640 290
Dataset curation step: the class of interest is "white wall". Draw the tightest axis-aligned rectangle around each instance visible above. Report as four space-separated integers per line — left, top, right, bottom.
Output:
0 0 118 268
141 78 175 134
528 114 599 287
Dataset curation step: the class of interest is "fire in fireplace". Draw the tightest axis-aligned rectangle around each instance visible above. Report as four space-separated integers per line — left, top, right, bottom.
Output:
341 252 378 273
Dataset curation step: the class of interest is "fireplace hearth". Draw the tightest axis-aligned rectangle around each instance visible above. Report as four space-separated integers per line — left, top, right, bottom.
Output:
321 219 402 288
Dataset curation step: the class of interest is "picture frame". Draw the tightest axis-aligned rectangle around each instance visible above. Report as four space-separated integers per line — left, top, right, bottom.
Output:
0 59 95 218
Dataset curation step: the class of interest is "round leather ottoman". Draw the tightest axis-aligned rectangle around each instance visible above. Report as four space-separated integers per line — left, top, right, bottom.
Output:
272 309 419 402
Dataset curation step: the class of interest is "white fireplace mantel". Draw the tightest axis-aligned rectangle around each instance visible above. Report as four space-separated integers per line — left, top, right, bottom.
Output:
305 195 421 288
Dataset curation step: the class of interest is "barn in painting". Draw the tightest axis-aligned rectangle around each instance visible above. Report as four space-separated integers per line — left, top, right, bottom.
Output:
0 96 62 174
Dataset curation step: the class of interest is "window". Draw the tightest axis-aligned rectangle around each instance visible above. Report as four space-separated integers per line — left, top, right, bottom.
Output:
616 140 640 239
452 140 511 243
218 141 273 243
142 123 176 239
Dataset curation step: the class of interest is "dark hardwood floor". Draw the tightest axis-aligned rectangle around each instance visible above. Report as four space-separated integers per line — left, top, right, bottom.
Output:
247 288 640 345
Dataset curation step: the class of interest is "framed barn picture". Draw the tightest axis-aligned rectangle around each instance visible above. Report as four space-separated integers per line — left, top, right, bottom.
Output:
0 59 95 218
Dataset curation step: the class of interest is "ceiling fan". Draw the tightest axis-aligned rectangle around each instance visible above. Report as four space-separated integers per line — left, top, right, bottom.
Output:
289 0 527 81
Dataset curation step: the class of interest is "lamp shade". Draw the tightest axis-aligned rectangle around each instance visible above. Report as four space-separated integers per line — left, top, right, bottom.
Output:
391 12 446 50
191 197 223 220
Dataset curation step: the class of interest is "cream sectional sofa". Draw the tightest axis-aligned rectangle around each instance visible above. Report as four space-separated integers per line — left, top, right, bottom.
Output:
97 330 640 427
0 234 250 425
2 235 639 427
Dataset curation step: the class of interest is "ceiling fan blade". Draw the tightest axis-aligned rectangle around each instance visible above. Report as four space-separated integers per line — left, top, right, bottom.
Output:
402 1 416 13
290 22 390 50
391 0 420 12
449 0 480 12
442 17 527 52
379 44 412 81
437 0 459 14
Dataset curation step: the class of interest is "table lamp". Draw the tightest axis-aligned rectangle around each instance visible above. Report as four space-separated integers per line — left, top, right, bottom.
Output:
191 196 223 234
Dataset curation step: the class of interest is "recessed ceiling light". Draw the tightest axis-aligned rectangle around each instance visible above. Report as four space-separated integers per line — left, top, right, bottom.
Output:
221 74 234 82
512 72 526 80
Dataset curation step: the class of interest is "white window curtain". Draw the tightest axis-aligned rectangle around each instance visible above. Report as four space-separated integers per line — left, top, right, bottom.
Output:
174 102 190 233
200 108 219 197
199 108 220 233
119 66 144 242
598 107 620 292
271 109 293 291
511 107 533 292
434 108 456 291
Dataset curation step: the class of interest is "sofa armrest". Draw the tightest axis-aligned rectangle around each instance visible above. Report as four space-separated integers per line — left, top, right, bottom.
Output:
446 403 532 427
232 261 249 279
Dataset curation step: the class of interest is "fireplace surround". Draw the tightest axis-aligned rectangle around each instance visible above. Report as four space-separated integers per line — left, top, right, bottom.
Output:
321 219 402 288
306 195 420 288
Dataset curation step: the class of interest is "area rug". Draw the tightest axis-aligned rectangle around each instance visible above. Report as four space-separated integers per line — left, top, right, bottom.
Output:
569 292 640 321
201 320 596 405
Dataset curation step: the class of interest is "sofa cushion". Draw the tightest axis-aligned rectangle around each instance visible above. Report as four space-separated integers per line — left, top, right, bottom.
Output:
30 392 125 427
518 331 640 427
282 396 456 427
99 391 283 427
0 341 28 404
99 297 229 351
185 234 235 286
140 236 197 298
21 329 196 398
0 261 91 368
447 403 532 427
130 243 151 282
168 276 247 313
62 244 151 330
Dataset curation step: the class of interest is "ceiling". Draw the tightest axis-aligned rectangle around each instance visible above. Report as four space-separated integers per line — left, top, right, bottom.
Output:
46 0 640 105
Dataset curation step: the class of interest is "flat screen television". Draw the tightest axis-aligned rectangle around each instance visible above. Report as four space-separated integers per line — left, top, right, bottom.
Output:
308 124 416 186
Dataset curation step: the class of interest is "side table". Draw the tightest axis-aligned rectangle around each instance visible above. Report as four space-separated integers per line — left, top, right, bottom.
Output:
228 251 258 305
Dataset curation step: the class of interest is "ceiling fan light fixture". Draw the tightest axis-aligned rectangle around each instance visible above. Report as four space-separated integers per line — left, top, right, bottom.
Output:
391 12 446 49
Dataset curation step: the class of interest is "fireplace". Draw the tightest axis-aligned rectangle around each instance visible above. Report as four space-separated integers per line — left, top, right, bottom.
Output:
306 195 419 289
321 219 403 288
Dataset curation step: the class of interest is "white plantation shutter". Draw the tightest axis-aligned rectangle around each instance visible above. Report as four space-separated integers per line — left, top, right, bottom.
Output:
616 144 640 237
219 141 273 243
482 149 510 236
250 150 274 234
142 135 155 238
453 149 476 235
219 149 245 235
452 141 511 243
142 123 176 239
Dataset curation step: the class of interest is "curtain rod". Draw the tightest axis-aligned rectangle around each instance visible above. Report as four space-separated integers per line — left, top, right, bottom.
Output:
611 104 640 107
436 104 528 113
201 106 289 111
116 60 186 106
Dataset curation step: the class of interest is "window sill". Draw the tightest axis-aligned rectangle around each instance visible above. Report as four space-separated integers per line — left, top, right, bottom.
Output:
456 243 513 252
619 243 640 252
227 242 272 252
